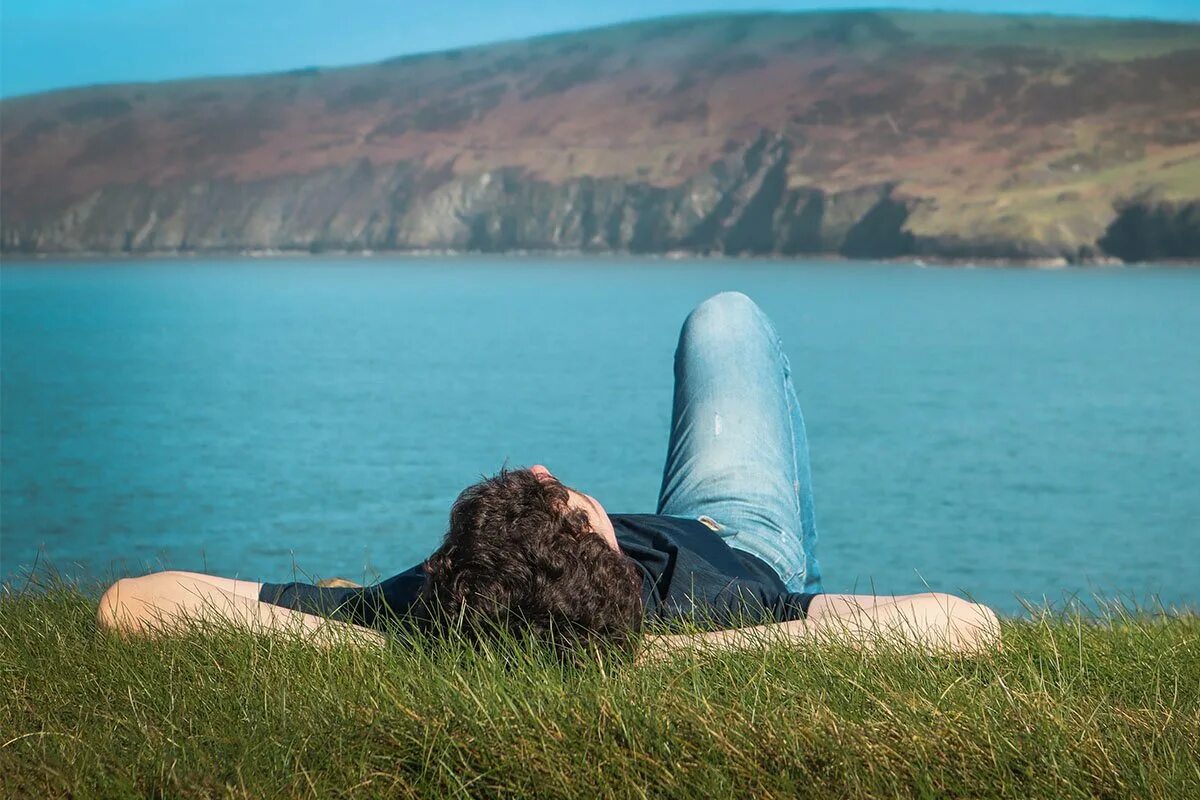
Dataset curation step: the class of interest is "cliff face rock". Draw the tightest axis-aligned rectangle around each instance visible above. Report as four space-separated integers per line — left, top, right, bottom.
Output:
3 11 1198 262
1100 201 1200 262
397 133 826 254
3 132 913 256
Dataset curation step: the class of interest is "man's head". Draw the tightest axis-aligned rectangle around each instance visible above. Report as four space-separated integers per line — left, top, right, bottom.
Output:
420 466 644 655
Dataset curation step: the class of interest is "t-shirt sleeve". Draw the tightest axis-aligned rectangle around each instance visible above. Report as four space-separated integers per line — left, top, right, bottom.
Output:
362 562 432 631
257 582 372 626
258 561 430 632
773 591 820 621
662 570 819 630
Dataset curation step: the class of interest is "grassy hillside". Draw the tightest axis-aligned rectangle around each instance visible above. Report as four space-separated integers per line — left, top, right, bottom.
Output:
2 579 1198 798
2 11 1198 260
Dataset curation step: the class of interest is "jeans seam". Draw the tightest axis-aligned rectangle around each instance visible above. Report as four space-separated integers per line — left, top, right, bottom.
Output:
780 339 806 588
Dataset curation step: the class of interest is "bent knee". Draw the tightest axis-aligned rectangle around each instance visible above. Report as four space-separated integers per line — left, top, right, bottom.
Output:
681 291 771 346
690 291 760 324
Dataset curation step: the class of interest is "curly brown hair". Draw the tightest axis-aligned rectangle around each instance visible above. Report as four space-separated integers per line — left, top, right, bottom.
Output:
419 467 644 656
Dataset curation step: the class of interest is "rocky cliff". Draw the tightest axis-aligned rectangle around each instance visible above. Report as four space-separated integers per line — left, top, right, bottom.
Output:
2 11 1198 262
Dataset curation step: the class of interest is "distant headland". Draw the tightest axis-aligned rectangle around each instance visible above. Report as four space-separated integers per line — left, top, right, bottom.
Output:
2 10 1197 263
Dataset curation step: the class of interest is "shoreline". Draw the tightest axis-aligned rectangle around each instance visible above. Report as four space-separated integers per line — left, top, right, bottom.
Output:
3 247 1196 268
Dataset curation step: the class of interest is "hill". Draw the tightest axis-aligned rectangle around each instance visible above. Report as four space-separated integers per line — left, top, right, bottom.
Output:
2 10 1198 262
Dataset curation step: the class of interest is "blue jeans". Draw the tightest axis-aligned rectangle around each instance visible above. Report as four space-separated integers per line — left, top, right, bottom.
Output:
657 292 823 594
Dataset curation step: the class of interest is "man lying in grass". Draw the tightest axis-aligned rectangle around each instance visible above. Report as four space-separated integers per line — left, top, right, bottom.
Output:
95 292 1000 660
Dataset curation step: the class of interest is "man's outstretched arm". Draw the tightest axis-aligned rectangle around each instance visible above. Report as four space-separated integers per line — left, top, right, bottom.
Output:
638 592 1001 662
96 572 389 651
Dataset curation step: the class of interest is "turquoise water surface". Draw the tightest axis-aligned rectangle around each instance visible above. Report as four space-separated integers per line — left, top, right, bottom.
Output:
2 257 1198 614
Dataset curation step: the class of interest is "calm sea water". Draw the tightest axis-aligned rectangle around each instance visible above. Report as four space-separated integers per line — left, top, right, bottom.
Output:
2 257 1198 614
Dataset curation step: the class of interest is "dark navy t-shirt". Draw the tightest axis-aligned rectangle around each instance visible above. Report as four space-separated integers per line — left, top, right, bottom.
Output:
258 513 818 631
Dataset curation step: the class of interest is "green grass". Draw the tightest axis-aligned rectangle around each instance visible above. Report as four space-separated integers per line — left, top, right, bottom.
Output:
2 576 1198 799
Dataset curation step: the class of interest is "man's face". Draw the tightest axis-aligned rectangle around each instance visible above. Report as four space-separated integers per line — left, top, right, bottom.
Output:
530 464 620 553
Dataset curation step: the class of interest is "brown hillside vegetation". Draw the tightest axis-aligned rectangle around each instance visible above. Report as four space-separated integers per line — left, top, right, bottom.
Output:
2 11 1198 261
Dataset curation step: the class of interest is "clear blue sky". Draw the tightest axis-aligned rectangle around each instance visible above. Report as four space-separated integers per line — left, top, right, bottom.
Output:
2 0 1197 98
